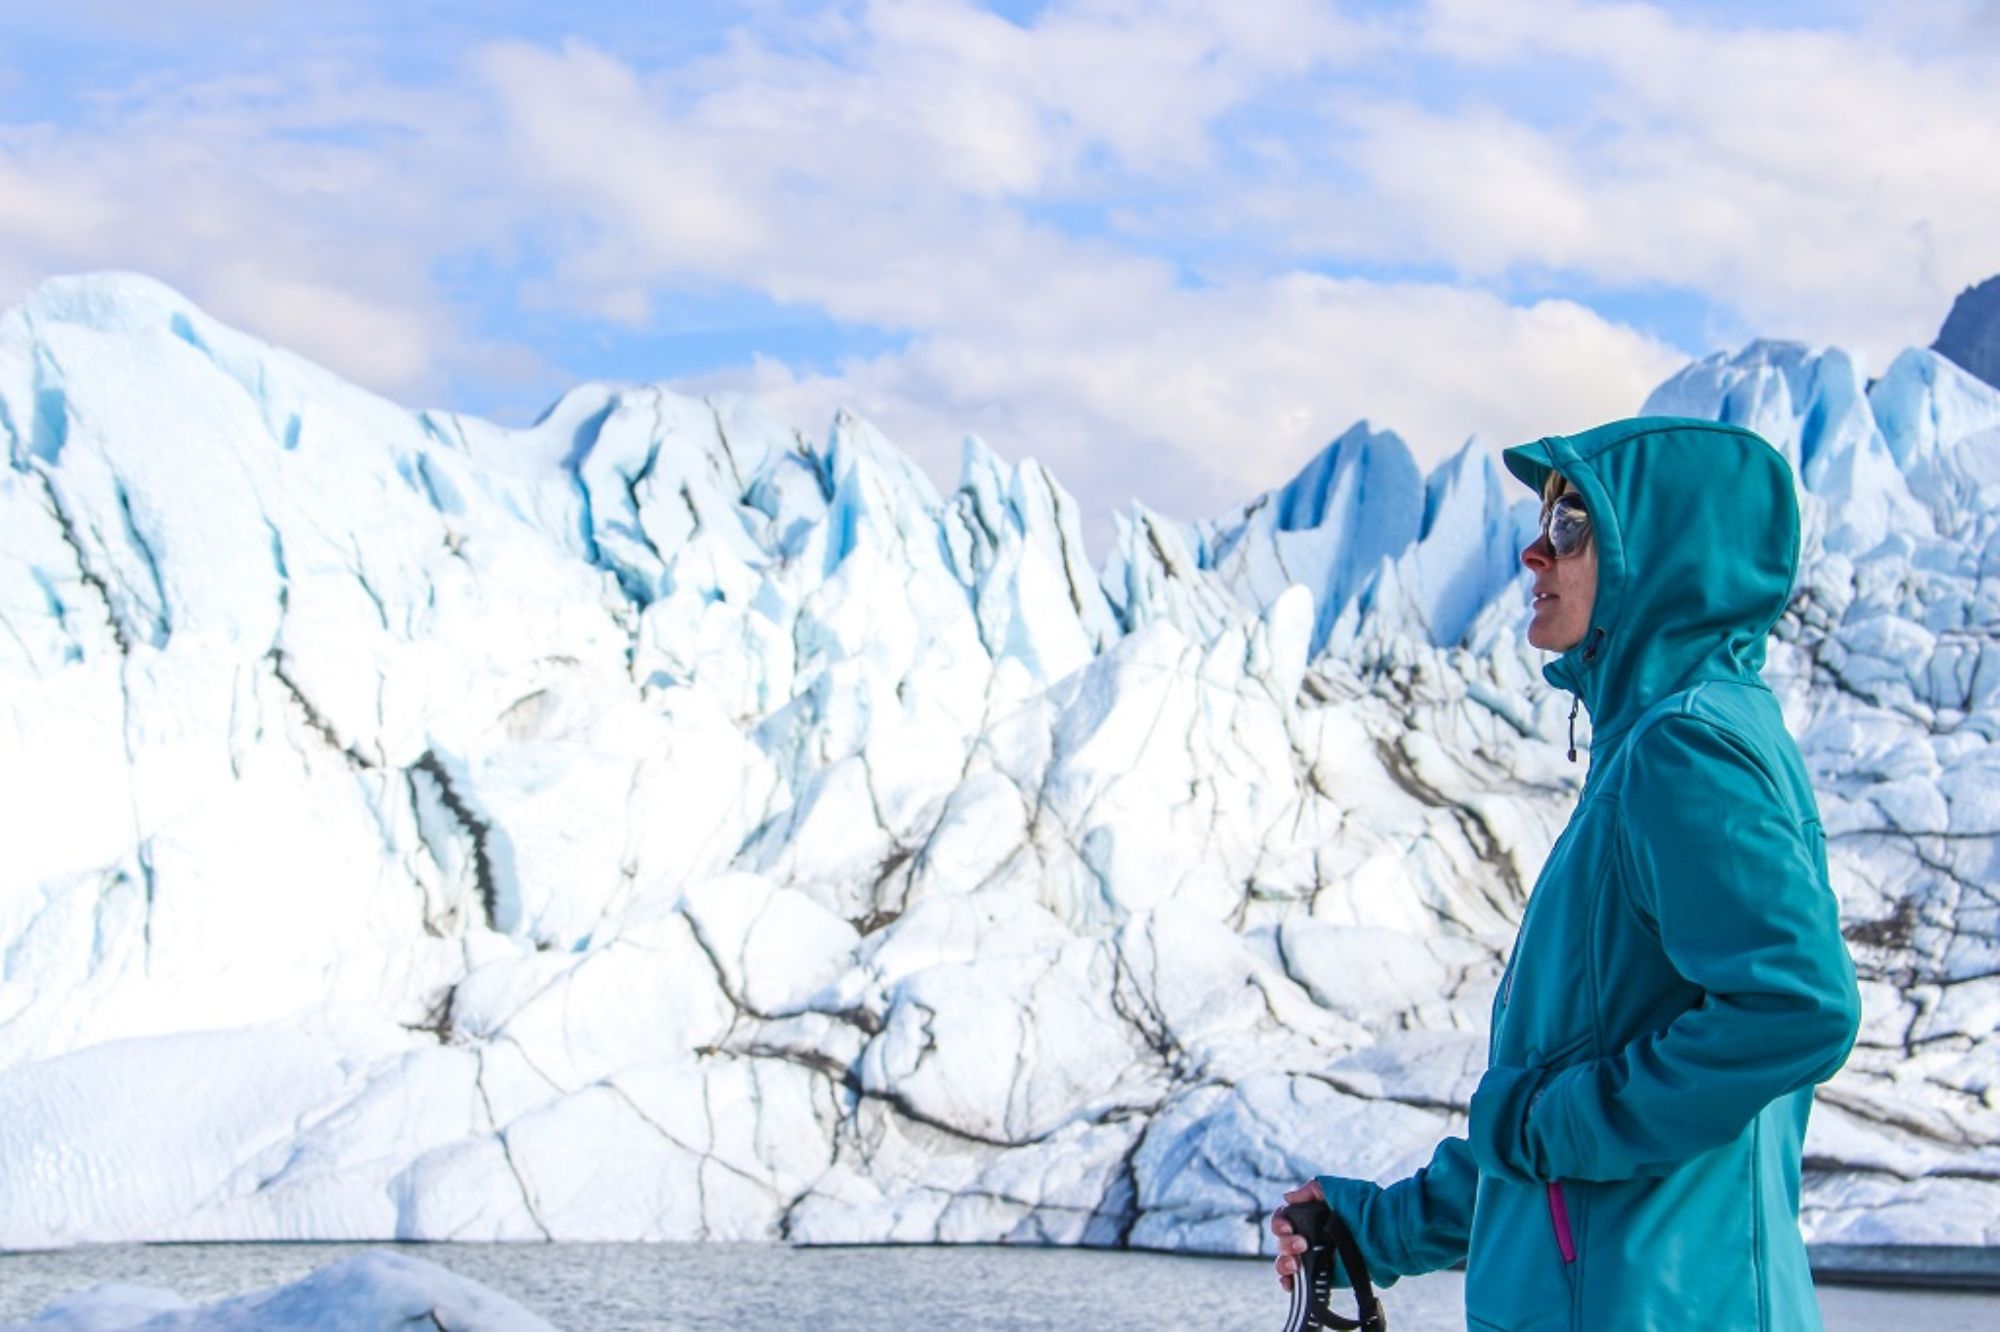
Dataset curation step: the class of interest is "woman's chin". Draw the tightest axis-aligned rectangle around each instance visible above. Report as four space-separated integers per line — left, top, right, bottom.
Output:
1527 621 1580 653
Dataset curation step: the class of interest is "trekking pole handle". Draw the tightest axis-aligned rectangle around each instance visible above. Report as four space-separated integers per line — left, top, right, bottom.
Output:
1280 1200 1388 1332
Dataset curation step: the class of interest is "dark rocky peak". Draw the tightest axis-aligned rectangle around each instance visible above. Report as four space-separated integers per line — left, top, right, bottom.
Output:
1932 274 2000 390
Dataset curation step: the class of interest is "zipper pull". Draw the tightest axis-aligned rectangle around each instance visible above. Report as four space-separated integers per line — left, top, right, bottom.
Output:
1566 694 1580 763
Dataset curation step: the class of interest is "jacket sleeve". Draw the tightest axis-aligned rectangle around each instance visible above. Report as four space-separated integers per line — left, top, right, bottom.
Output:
1314 1134 1478 1286
1467 715 1861 1184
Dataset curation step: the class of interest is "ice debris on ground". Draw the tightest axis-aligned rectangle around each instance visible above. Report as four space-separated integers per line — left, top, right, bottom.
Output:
1 1250 555 1331
1 273 1996 1256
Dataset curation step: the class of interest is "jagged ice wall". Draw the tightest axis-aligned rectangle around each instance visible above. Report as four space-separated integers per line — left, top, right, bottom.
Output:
1 274 1996 1252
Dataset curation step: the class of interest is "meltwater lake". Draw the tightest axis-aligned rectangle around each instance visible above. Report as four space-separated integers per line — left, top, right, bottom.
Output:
3 1243 1998 1330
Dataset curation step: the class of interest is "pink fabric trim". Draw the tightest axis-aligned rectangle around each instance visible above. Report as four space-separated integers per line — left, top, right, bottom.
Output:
1548 1182 1578 1264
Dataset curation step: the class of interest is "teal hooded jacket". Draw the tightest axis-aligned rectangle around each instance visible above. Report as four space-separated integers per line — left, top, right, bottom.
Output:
1314 418 1862 1330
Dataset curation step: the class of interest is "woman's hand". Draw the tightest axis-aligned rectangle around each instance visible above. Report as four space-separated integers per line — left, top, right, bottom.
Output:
1270 1178 1324 1289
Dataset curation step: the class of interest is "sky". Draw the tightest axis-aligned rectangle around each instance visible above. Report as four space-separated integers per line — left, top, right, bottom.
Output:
3 0 1998 542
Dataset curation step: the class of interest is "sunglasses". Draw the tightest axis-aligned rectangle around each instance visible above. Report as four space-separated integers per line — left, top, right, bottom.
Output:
1540 492 1590 558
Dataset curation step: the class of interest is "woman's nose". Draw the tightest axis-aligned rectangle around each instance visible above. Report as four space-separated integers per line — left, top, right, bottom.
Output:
1522 535 1553 571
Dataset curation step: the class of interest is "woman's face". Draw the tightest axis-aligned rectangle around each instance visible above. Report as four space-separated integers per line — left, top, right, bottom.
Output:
1522 476 1598 652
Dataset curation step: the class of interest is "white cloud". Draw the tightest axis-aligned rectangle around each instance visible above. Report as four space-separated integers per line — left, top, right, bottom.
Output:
0 58 514 400
1310 0 2000 363
468 0 1381 322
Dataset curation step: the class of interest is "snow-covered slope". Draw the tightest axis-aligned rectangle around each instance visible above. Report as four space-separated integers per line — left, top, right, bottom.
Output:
0 275 1994 1252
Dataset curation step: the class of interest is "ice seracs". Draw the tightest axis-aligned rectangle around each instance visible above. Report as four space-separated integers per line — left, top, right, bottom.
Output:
1 272 1996 1256
1195 421 1425 652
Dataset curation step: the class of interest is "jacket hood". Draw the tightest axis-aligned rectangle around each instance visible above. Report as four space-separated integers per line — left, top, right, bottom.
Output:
1502 417 1801 753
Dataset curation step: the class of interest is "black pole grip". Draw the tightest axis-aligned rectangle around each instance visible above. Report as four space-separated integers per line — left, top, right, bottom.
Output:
1279 1200 1387 1332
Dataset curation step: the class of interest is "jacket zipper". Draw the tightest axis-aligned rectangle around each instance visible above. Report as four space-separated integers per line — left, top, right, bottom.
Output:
1547 1182 1577 1264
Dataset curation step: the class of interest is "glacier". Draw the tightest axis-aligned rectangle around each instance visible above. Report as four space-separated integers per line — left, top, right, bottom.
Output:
0 274 1996 1255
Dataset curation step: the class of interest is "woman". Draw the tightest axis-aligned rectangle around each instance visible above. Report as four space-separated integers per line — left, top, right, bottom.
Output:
1273 417 1861 1329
